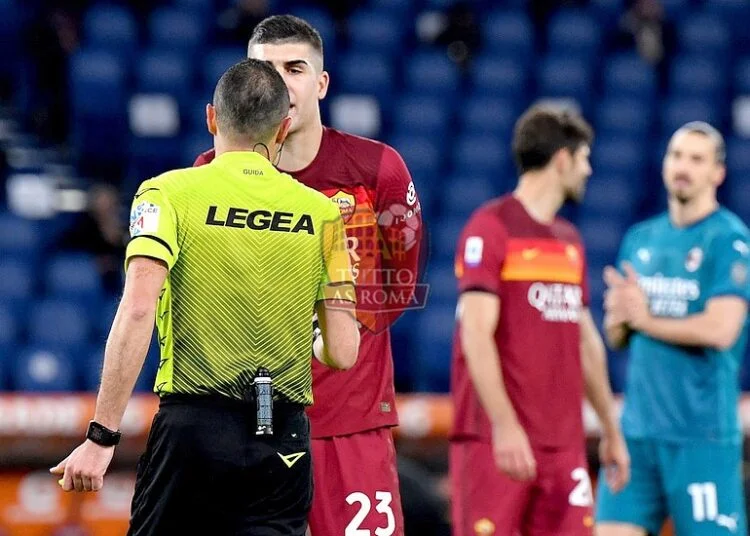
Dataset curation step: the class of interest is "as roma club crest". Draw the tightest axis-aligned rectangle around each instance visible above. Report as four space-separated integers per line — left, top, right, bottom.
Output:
330 190 356 223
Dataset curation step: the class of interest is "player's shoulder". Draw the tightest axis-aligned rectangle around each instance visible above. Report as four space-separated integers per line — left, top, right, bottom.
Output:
466 195 514 229
713 207 750 238
283 171 339 212
323 127 403 172
626 212 670 242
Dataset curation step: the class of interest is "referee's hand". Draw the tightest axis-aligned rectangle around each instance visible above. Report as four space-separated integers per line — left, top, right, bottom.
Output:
50 440 115 492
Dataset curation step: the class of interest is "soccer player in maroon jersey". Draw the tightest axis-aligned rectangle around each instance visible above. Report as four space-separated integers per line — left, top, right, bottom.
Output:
450 106 630 536
194 15 422 536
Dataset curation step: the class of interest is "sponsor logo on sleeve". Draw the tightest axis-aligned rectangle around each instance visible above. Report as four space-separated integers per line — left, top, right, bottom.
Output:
464 236 483 266
732 261 748 286
406 181 417 206
685 247 703 272
129 201 160 237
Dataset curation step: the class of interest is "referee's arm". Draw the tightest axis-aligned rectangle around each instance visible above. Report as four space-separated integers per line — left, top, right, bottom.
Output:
51 256 167 492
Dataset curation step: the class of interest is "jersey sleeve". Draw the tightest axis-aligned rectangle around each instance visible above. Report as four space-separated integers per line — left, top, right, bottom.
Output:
705 229 750 300
125 180 180 270
580 243 591 307
318 200 356 303
193 148 215 167
454 210 507 295
374 144 424 323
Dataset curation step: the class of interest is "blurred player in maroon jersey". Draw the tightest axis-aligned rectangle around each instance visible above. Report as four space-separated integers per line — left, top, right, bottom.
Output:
194 15 423 536
450 106 630 536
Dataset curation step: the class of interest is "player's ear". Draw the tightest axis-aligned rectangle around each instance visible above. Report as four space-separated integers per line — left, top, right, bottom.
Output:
318 70 330 100
714 163 727 187
206 104 218 136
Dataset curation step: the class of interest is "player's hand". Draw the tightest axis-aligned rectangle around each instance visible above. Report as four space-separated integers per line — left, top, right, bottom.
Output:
492 420 537 481
598 431 630 493
50 440 115 492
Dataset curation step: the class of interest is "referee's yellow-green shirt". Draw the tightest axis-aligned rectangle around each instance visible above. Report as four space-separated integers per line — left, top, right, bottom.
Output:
125 151 354 405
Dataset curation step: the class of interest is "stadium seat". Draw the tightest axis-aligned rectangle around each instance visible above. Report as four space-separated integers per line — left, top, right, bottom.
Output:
0 212 42 259
0 258 34 303
69 49 128 162
389 135 442 176
733 57 750 94
11 346 77 392
677 13 731 61
578 217 624 266
404 51 460 97
669 56 726 99
348 9 406 56
547 9 601 60
83 4 138 58
413 306 455 392
369 0 414 16
425 261 458 306
536 56 592 106
461 95 520 138
337 52 395 103
28 299 90 349
440 174 497 218
393 95 450 136
591 136 646 175
583 175 638 221
136 49 194 102
45 253 103 303
452 134 509 175
660 97 721 138
470 56 527 100
595 97 652 137
149 8 207 52
659 0 689 20
202 47 249 92
482 10 534 64
172 0 213 17
431 218 465 261
602 53 657 100
0 304 18 348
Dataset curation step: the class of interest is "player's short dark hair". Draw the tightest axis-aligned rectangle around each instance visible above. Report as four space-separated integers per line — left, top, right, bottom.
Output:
674 121 726 164
213 58 290 143
248 15 324 64
512 106 594 174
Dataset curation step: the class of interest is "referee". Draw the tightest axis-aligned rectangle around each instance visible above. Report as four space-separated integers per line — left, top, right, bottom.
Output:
50 59 359 536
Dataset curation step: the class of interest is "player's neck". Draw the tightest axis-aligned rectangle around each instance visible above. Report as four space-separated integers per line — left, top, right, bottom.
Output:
668 194 719 228
278 121 324 173
514 173 564 224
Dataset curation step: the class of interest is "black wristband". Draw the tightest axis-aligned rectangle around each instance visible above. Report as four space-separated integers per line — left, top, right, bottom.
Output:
86 420 121 447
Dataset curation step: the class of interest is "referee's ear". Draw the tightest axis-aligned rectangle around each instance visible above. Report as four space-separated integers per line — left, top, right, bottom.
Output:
275 116 292 145
206 104 218 136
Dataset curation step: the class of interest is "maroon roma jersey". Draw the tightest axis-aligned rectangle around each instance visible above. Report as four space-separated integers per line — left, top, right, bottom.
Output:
451 195 589 448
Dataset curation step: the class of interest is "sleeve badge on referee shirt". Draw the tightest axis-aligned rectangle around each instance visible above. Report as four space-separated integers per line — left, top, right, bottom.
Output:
130 201 160 237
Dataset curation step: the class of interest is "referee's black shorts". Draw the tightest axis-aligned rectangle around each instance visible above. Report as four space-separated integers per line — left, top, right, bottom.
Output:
128 393 312 536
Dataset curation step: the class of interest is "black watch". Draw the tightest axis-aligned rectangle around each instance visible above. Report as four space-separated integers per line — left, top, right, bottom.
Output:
86 420 122 447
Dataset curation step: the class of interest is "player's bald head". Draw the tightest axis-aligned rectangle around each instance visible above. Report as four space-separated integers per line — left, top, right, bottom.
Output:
671 121 726 164
212 58 290 143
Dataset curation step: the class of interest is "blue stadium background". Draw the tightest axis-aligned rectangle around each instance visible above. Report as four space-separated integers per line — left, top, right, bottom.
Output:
1 0 750 395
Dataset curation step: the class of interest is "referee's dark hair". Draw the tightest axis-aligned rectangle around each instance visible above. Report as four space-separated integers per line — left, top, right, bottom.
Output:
213 58 290 144
512 105 594 175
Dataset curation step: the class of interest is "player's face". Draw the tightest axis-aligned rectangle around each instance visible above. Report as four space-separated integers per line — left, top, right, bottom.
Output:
248 42 329 134
561 144 592 203
663 131 725 204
